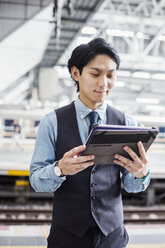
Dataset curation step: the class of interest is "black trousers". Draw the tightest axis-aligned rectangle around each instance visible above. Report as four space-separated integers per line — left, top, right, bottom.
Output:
47 224 129 248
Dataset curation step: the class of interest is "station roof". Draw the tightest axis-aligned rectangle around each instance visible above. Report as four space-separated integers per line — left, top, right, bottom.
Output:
0 0 165 122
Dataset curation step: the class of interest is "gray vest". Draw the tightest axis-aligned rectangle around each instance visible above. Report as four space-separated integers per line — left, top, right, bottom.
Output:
52 102 125 238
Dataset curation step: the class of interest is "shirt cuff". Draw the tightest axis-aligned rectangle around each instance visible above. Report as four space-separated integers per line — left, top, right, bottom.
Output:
49 163 66 183
134 175 150 188
123 172 150 193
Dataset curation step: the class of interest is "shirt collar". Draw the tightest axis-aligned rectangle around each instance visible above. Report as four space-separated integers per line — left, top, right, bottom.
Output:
75 96 107 120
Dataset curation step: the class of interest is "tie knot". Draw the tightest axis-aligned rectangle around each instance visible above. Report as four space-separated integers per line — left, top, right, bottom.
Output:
88 111 99 134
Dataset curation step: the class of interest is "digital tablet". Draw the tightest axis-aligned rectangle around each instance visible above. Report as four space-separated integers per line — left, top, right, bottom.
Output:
82 124 159 165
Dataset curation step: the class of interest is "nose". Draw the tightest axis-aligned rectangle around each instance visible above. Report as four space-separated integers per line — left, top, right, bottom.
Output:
98 75 108 88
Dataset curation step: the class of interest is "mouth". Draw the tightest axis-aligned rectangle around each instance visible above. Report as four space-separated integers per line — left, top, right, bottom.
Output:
94 90 107 94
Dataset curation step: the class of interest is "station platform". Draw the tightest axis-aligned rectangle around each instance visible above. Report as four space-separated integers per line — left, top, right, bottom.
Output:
0 142 33 176
0 140 165 206
0 141 165 178
0 224 165 247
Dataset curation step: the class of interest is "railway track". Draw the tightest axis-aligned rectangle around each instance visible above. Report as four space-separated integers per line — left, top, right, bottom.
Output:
0 207 165 224
123 207 165 224
0 208 52 224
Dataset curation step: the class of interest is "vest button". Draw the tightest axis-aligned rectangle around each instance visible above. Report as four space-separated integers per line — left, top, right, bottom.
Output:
91 183 96 187
91 196 96 200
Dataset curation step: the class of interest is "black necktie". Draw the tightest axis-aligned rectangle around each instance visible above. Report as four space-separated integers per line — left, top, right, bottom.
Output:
89 111 99 134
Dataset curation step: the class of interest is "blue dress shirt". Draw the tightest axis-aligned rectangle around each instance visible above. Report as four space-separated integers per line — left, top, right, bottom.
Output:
30 97 150 193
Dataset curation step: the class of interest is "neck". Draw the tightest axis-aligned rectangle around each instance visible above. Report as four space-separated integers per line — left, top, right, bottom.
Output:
79 95 103 110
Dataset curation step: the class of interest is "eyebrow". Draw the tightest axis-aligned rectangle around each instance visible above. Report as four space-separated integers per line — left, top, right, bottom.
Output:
89 67 116 73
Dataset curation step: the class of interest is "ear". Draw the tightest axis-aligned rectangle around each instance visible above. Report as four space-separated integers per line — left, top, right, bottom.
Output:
71 66 80 81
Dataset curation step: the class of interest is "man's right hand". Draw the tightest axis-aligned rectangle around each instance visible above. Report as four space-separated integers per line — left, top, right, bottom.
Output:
58 145 94 176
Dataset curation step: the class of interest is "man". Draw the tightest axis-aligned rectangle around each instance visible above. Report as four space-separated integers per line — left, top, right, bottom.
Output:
30 38 150 248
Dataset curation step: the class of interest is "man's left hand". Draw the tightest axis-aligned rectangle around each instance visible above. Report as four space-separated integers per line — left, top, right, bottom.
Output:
114 141 149 179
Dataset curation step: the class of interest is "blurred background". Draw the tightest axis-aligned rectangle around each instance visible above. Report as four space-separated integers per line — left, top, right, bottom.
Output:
0 0 165 247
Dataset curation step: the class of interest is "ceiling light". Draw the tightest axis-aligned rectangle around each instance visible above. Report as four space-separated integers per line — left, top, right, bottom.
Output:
81 27 97 35
106 29 134 38
136 32 143 39
158 35 165 41
132 72 150 79
146 105 164 111
136 98 160 104
151 74 165 80
136 32 150 40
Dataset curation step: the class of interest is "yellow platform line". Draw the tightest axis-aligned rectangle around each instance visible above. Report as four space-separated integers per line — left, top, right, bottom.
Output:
7 170 29 176
15 180 29 186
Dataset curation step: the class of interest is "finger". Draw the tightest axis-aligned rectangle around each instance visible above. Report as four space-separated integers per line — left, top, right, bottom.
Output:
137 141 148 164
123 146 142 168
114 154 136 169
123 146 140 161
113 159 133 173
70 154 95 164
65 145 86 158
77 160 95 170
70 160 95 174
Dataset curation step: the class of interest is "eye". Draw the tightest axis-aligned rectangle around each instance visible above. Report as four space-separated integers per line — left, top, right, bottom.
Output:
91 73 99 77
107 74 113 79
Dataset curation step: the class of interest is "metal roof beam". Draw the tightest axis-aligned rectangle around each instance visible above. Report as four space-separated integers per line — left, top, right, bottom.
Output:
151 0 165 15
62 5 94 12
61 17 86 24
143 26 165 55
0 1 48 7
61 27 79 32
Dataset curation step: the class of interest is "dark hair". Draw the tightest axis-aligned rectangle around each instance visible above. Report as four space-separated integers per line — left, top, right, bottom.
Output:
67 38 120 91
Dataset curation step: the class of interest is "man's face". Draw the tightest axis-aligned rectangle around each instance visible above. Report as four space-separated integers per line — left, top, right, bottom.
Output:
71 54 117 110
